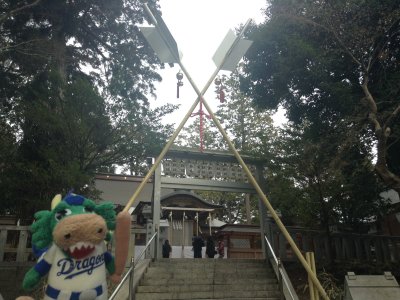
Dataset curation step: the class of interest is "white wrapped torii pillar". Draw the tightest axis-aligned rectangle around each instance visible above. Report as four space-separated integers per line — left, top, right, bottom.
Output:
122 3 329 299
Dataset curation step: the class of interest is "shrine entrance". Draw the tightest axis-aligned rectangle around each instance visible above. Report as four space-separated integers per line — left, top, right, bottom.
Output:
146 146 268 258
116 2 328 296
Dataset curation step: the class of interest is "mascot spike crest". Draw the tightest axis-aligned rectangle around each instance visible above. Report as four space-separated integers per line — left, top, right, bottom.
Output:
51 194 62 210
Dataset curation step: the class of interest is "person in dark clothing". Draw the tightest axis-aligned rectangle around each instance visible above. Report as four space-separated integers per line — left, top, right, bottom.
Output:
205 236 217 258
192 235 205 258
162 239 172 258
217 236 225 258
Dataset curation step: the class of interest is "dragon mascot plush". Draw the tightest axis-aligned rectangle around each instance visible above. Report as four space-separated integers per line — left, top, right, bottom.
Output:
17 193 131 300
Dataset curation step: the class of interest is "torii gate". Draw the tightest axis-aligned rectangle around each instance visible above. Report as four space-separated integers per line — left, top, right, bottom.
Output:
121 3 329 299
152 147 267 258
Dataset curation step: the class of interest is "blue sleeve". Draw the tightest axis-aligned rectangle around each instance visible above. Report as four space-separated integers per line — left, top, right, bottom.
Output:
104 251 113 264
33 259 51 276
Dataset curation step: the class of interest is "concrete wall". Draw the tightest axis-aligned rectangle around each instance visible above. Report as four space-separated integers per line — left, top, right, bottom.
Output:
94 173 173 206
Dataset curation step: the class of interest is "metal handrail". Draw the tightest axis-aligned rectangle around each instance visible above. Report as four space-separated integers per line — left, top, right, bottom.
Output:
265 235 299 300
108 231 158 300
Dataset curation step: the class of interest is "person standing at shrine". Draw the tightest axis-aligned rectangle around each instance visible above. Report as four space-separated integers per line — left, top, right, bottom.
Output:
206 236 217 258
192 235 205 258
217 236 225 258
162 239 172 258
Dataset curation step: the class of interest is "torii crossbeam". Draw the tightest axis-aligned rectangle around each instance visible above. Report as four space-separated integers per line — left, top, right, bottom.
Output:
123 3 329 299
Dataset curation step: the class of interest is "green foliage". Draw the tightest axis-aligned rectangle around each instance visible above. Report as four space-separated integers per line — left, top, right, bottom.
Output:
0 0 177 218
241 0 398 229
176 68 277 223
249 0 400 189
195 190 259 224
265 124 387 231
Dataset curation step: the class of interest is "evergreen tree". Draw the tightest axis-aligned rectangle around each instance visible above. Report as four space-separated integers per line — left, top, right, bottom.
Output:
242 0 400 193
177 68 278 224
0 0 176 219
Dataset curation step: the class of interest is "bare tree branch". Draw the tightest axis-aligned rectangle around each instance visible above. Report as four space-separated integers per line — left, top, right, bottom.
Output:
282 13 364 70
0 38 45 52
384 104 400 129
0 0 41 24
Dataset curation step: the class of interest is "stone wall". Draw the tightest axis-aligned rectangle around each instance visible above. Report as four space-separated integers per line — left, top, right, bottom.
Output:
0 264 35 300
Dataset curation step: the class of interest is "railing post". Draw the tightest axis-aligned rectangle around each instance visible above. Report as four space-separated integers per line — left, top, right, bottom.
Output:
108 232 157 300
0 229 7 262
16 229 28 262
154 227 158 261
277 258 284 300
128 257 135 300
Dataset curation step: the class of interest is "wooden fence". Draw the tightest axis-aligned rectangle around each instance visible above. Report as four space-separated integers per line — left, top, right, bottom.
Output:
2 224 400 265
266 223 400 265
0 225 33 263
225 231 263 259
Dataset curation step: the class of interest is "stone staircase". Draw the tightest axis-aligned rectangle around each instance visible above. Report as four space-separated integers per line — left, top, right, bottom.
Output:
134 258 280 300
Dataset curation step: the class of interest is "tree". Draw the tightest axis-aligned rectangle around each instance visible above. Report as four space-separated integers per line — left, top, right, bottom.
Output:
0 0 41 24
267 123 386 233
120 103 178 175
176 68 278 224
242 0 400 193
215 71 278 160
175 115 221 150
178 69 278 157
0 0 177 219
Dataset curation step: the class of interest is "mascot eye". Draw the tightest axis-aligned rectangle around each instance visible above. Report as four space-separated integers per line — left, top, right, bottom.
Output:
84 206 94 213
55 209 72 221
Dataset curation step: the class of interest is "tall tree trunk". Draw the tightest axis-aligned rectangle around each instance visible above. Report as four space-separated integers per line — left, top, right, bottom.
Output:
363 80 400 194
375 130 400 193
52 18 68 100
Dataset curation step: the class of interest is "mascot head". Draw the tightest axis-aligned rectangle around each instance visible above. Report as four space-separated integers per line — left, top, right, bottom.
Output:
31 193 116 259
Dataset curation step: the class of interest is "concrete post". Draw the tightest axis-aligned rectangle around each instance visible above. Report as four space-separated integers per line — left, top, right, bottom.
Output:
152 162 162 259
256 163 267 259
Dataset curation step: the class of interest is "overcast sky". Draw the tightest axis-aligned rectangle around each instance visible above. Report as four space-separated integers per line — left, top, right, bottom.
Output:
147 0 270 128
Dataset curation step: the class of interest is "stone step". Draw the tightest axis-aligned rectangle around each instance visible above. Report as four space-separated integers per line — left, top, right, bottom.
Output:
137 283 279 293
135 290 281 300
136 298 280 300
135 259 280 300
148 264 270 270
145 267 272 275
152 259 266 266
142 272 275 280
151 261 267 267
155 258 266 263
140 277 277 286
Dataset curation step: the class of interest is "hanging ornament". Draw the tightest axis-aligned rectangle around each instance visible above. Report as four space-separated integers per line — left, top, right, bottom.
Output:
176 70 184 98
218 88 225 103
214 76 225 103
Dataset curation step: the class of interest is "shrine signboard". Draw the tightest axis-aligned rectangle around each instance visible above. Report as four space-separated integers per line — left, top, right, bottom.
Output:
162 158 257 182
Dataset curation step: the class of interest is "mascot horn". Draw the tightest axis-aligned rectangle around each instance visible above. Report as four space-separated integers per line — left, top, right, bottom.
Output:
16 193 131 300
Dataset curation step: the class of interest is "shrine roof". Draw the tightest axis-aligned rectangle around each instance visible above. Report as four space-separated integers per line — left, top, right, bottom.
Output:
218 224 261 233
132 189 223 214
160 190 223 209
